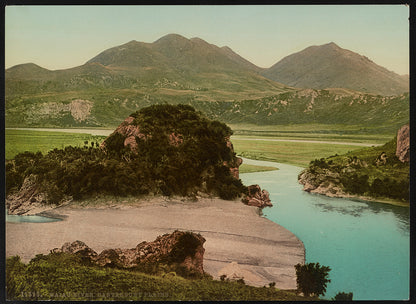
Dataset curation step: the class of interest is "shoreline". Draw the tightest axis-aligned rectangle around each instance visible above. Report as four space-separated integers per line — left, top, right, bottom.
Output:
6 197 305 290
302 188 409 208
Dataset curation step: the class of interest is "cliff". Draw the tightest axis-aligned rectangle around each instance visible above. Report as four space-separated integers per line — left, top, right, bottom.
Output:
396 124 410 163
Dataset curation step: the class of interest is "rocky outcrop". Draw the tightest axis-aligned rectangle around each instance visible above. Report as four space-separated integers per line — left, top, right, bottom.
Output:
396 124 409 162
51 231 206 274
242 184 272 208
100 116 148 153
298 169 346 198
51 240 98 260
6 175 49 215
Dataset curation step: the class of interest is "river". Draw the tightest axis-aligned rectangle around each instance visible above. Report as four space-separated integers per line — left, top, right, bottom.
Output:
240 158 410 301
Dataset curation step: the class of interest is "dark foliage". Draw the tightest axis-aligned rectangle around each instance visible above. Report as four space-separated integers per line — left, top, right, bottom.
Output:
332 291 353 301
294 262 331 297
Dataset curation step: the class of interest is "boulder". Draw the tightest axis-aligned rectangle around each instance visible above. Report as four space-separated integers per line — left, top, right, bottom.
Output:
242 184 272 208
396 124 409 162
52 240 98 260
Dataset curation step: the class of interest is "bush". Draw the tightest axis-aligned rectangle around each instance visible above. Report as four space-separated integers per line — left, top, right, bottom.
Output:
332 291 353 301
294 262 331 297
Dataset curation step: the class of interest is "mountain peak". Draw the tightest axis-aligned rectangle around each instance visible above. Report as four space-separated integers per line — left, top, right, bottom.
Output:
153 33 189 44
325 42 340 48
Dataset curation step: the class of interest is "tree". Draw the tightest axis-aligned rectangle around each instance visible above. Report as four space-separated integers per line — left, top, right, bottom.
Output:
332 291 353 301
294 262 331 297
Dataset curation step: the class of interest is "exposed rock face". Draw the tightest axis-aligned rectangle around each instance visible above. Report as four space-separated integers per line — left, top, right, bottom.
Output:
396 124 409 162
100 116 148 153
242 184 272 208
6 175 48 215
298 169 346 198
51 240 98 260
51 231 206 274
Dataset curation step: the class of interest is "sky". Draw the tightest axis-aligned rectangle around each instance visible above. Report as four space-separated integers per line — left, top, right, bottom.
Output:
5 5 410 75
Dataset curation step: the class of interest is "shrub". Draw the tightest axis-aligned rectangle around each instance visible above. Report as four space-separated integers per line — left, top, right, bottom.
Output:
294 262 331 297
332 291 353 301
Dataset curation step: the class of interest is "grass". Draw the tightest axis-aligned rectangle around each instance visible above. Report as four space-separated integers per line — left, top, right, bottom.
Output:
6 254 316 301
5 129 106 160
232 138 368 168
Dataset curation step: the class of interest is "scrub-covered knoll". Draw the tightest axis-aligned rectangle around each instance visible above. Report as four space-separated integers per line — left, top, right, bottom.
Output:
298 128 409 203
6 105 246 210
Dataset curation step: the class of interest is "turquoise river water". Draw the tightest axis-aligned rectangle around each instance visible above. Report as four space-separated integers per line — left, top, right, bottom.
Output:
240 158 410 300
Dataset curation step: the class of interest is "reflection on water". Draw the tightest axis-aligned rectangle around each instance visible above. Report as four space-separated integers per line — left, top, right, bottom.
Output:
310 195 409 233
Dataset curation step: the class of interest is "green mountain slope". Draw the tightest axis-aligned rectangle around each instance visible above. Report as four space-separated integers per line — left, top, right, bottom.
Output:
262 42 409 96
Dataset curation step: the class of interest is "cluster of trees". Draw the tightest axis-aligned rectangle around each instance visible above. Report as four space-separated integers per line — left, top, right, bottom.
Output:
6 104 247 204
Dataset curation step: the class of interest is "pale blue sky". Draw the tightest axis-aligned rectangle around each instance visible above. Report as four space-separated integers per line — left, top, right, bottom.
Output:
5 5 409 74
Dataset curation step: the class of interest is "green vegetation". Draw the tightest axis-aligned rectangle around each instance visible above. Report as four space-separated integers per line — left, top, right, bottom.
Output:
295 262 331 297
301 137 409 203
6 105 247 204
6 254 315 301
332 291 353 301
239 164 278 174
233 138 364 168
5 129 106 160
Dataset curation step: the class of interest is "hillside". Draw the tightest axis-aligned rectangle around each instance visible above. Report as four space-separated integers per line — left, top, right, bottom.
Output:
261 42 409 96
298 125 410 204
4 86 409 133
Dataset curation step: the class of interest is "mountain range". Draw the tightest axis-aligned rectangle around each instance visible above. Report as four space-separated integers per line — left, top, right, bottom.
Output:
5 33 409 129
